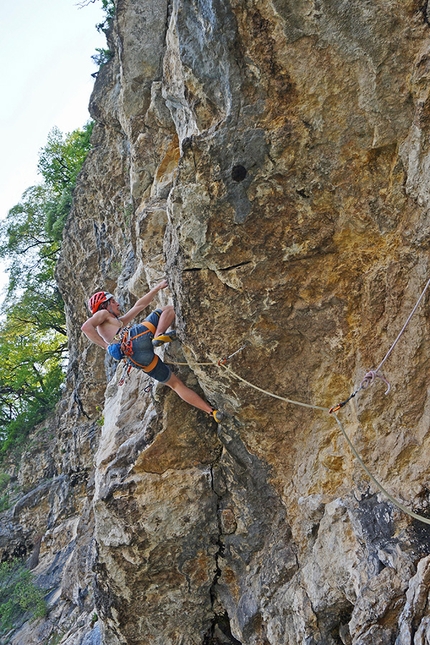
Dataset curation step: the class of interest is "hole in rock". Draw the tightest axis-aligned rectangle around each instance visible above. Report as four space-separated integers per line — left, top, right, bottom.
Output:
231 165 247 182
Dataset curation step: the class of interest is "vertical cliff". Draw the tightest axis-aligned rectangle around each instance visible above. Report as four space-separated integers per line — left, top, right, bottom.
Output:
3 0 430 644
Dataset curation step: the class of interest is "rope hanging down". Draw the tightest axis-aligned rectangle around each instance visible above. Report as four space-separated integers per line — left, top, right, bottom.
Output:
134 275 429 523
329 275 430 414
218 363 430 525
212 275 430 525
331 412 430 525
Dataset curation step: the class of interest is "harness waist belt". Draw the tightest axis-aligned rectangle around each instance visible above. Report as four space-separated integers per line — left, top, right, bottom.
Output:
128 353 159 373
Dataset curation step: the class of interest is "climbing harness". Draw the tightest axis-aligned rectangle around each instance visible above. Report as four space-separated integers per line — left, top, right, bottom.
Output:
119 321 156 357
116 321 160 386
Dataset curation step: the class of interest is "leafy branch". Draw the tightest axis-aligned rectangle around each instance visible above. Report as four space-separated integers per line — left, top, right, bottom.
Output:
0 122 93 457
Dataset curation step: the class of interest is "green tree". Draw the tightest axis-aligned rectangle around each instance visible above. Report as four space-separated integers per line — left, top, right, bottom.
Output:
0 313 66 455
0 560 46 634
0 123 93 456
37 122 93 240
2 184 59 297
1 122 93 297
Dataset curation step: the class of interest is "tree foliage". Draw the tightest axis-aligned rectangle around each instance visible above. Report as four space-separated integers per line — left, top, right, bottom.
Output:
78 0 115 34
0 123 93 456
38 123 93 240
0 560 47 634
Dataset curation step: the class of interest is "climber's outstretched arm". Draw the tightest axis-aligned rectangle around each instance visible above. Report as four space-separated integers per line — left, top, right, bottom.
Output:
119 280 168 325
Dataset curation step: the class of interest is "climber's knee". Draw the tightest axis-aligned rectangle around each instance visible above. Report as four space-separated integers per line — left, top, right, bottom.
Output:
165 372 180 390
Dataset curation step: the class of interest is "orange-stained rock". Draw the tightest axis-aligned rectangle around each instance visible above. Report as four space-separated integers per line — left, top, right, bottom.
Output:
4 1 430 644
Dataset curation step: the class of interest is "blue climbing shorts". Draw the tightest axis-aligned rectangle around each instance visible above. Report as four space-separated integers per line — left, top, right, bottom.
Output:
108 309 172 384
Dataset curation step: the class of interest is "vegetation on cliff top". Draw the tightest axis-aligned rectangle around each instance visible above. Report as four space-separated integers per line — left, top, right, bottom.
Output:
0 122 93 461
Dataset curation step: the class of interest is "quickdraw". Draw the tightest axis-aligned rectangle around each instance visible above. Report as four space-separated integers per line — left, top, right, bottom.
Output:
218 344 247 366
118 362 133 386
329 391 357 414
329 370 391 414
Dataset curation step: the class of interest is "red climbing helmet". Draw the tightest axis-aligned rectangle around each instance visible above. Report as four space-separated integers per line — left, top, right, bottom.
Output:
88 291 114 314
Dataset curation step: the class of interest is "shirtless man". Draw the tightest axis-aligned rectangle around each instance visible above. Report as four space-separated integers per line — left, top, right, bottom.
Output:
81 280 223 421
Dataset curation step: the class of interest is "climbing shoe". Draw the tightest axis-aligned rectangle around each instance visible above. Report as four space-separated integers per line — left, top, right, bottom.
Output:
152 330 178 347
212 410 226 423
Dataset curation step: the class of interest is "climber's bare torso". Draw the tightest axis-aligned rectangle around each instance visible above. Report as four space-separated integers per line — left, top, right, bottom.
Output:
81 301 125 349
96 311 124 344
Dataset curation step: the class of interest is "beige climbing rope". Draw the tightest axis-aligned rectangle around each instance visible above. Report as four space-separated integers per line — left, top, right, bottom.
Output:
154 276 430 524
216 362 430 525
213 276 430 525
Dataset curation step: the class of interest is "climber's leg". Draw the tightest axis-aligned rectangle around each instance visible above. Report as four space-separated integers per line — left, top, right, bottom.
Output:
152 305 175 336
165 372 214 414
145 305 175 336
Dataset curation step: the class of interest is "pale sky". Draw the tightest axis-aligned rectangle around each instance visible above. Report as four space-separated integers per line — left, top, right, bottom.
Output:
0 0 106 246
0 0 106 299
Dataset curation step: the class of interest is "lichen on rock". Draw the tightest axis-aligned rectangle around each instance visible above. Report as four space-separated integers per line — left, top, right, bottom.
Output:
3 0 430 643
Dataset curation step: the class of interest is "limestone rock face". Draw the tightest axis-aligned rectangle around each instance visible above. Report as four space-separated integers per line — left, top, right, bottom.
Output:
4 0 430 644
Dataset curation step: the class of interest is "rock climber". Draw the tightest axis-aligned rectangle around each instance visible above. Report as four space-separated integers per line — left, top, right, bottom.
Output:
81 279 223 422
